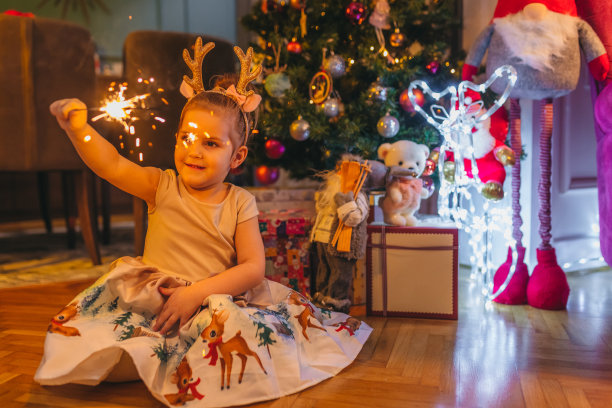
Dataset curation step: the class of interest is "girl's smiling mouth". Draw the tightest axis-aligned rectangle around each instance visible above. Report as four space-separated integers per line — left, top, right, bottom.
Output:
186 163 205 170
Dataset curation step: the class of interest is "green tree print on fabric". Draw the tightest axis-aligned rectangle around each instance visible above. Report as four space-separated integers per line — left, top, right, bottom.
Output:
151 342 179 363
107 297 119 312
113 311 133 331
252 312 277 358
80 284 105 312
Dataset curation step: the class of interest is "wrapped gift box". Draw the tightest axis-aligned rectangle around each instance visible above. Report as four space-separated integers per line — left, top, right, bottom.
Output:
259 209 313 296
366 224 458 319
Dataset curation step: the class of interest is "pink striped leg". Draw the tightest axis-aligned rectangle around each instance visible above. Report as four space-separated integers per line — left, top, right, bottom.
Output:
527 99 570 310
492 99 529 304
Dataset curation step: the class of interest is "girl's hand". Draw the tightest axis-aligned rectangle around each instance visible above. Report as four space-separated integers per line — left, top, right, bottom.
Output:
49 99 88 133
153 285 204 335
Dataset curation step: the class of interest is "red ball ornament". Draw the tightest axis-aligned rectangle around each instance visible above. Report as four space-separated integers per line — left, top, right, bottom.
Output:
265 139 286 159
426 60 440 74
399 88 425 112
423 158 436 176
287 39 302 54
255 165 280 185
345 2 366 25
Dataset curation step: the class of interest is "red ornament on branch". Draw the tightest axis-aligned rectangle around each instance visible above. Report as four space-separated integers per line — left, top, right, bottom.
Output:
345 2 366 25
265 139 286 159
255 166 280 185
287 39 303 54
399 88 425 112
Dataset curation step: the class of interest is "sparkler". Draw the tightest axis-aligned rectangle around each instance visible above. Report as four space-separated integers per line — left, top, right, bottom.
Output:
89 83 149 132
77 80 169 162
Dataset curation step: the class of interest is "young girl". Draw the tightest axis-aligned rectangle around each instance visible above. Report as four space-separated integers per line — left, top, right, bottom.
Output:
34 39 371 407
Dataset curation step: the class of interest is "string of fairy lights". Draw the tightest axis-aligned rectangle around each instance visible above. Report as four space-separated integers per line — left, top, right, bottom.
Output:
409 65 519 298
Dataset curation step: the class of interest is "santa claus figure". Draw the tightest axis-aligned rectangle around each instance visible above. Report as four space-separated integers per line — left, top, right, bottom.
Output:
444 98 514 201
463 0 609 309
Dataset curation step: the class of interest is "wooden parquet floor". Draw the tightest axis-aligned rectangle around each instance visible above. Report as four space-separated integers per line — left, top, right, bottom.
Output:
1 269 612 407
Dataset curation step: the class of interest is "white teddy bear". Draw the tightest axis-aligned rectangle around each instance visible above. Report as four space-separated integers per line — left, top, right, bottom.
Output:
378 140 430 226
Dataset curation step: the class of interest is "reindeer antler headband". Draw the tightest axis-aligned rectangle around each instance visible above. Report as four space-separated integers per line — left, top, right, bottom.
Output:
180 37 262 144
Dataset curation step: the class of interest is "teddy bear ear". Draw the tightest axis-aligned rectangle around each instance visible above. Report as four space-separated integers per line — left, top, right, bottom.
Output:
421 144 430 159
377 143 391 160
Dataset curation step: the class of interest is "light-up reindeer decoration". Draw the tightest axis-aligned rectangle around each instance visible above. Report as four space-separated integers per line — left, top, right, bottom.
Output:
408 65 519 299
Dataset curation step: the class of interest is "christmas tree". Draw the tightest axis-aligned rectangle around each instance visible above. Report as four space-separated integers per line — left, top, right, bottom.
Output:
241 0 462 180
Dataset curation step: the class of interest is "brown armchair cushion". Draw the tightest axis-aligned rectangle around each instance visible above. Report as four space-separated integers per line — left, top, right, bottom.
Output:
118 31 236 169
0 15 95 171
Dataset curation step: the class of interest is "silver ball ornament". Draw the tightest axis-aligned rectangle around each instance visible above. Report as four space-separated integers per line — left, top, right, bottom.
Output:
377 113 400 138
289 117 311 141
323 98 340 117
324 54 346 78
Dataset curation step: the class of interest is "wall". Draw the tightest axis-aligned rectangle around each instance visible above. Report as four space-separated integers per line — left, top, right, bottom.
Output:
0 0 237 73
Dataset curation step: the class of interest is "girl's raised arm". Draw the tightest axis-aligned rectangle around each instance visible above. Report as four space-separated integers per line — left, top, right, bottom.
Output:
50 99 160 206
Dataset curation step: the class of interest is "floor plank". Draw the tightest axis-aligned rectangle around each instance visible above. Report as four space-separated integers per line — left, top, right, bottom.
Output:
1 263 612 407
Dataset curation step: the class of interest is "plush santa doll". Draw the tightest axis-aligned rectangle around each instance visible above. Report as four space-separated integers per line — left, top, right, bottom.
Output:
444 101 514 201
463 0 609 309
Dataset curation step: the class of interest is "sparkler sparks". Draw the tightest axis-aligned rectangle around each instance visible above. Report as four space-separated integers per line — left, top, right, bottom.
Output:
90 83 150 132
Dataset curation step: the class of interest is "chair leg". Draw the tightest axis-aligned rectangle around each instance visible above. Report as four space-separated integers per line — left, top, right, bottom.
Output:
36 172 53 234
75 170 101 265
133 196 146 257
61 171 77 249
100 179 111 245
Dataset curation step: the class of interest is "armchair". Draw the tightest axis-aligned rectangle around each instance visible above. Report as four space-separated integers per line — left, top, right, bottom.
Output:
0 14 100 264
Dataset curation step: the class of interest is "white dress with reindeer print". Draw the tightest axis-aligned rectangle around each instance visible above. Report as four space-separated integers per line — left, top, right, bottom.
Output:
34 169 372 407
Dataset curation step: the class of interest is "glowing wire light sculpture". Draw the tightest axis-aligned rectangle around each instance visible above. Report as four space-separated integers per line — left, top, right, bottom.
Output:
408 65 518 298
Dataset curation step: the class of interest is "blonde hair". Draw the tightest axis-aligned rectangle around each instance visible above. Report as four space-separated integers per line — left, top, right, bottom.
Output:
178 73 259 149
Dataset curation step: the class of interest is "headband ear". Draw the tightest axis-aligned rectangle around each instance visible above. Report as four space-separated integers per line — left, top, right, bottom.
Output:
180 80 195 99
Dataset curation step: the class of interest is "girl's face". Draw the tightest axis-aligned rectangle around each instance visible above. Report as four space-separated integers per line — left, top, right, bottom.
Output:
174 108 247 199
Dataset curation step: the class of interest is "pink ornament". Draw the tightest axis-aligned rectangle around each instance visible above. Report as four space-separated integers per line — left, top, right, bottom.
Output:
255 165 280 185
422 176 435 198
422 158 436 176
345 2 366 25
265 139 286 159
399 88 425 112
426 60 440 74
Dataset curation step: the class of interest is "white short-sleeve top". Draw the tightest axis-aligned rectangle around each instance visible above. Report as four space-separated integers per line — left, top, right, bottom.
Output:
141 169 259 282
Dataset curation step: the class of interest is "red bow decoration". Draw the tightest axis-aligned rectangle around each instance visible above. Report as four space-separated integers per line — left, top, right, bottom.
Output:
335 323 355 336
178 377 205 400
203 337 223 366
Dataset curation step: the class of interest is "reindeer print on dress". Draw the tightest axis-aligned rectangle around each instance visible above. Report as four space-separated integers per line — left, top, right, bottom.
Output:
47 302 81 337
164 356 205 406
333 317 362 336
201 309 268 390
288 291 325 341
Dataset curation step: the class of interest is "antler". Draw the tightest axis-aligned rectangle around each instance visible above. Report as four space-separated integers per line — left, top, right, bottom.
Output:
234 46 262 98
183 37 215 95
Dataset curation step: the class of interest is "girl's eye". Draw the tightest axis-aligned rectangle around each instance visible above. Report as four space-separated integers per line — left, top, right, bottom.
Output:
206 141 217 147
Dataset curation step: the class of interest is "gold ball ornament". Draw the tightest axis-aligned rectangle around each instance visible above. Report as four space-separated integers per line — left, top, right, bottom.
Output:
443 161 455 183
495 146 516 166
429 148 440 163
482 181 504 201
389 29 406 47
